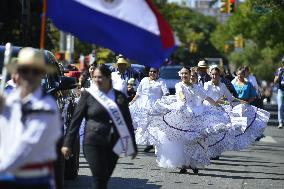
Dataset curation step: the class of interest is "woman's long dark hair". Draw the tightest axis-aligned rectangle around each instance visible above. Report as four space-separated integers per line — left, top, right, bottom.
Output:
94 64 113 87
211 67 221 74
181 66 191 72
95 64 112 78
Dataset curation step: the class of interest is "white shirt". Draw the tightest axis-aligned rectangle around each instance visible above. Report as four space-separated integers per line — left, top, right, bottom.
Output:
136 77 169 105
0 87 61 174
111 72 127 95
204 81 235 102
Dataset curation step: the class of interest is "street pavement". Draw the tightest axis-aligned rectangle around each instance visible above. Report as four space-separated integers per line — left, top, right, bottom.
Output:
64 126 284 189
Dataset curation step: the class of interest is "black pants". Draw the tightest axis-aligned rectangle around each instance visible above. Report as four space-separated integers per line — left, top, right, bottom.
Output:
83 144 119 189
0 181 51 189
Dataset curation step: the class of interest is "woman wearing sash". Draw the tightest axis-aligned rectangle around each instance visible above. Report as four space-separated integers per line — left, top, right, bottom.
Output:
61 64 137 189
148 67 231 174
129 67 169 152
204 66 269 151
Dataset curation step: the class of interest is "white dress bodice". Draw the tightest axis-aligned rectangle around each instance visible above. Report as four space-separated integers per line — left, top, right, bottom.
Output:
204 81 235 102
175 82 207 107
136 77 169 107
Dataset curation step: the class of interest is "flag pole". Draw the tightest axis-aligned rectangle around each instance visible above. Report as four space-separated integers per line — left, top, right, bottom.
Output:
0 43 12 95
40 0 47 49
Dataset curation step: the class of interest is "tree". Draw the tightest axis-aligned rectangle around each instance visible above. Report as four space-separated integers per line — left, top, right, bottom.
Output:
211 0 284 81
154 3 222 66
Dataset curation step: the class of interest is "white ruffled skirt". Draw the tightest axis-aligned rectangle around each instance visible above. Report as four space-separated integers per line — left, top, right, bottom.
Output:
226 103 270 151
144 96 232 168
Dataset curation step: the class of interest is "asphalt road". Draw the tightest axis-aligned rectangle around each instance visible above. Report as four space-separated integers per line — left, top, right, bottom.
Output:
64 126 284 189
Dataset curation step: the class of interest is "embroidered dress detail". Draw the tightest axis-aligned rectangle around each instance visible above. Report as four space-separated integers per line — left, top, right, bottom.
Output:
129 77 169 145
143 82 232 169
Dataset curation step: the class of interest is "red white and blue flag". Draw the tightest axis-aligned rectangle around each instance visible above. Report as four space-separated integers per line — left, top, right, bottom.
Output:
47 0 177 68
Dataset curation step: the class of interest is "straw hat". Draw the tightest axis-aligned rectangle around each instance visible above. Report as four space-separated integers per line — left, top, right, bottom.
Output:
197 60 208 68
113 57 130 68
7 47 55 74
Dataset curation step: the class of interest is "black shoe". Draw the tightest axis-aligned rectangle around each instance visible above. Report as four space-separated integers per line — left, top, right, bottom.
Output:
192 168 199 174
143 145 154 152
210 156 220 160
255 134 265 141
179 168 187 174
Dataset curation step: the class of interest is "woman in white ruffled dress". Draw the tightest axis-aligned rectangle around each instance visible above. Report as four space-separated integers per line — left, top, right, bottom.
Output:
129 67 169 152
204 67 270 153
148 67 232 174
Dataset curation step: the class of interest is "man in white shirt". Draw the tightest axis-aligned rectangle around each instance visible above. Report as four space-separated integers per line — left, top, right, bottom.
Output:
0 47 61 189
244 66 260 96
110 56 141 89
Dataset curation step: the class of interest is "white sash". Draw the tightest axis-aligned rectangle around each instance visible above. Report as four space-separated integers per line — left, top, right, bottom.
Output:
86 88 135 156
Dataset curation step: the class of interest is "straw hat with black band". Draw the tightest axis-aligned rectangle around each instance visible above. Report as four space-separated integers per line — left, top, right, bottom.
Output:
113 57 131 68
197 60 208 68
6 47 56 74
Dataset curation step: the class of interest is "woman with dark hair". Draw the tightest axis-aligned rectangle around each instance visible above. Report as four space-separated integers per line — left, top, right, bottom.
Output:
61 64 137 189
233 67 257 103
205 67 245 105
129 67 169 152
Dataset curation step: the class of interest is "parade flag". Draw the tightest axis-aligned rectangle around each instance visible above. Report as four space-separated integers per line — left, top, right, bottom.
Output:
47 0 176 67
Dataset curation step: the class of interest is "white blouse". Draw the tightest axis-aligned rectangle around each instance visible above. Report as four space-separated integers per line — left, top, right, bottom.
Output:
175 82 207 106
136 77 169 101
204 81 235 102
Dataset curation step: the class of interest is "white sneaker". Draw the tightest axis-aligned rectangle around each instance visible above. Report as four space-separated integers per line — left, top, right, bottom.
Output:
278 124 283 129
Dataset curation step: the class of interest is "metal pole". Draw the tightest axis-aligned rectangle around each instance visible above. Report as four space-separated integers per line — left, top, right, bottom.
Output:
66 34 74 64
40 0 47 49
60 31 67 51
0 43 12 94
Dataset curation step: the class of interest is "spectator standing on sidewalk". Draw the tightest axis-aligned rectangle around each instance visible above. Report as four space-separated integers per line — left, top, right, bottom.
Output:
0 47 61 189
273 57 284 129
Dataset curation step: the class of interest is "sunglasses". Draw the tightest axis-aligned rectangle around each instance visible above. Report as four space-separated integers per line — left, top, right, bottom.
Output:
18 68 43 75
149 70 157 73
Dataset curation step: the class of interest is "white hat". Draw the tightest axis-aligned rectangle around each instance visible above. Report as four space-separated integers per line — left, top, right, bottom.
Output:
128 78 135 85
197 60 208 68
7 47 55 73
209 64 219 72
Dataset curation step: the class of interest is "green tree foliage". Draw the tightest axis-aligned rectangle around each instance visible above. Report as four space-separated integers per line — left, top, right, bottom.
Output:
95 48 115 65
154 2 222 66
211 0 284 81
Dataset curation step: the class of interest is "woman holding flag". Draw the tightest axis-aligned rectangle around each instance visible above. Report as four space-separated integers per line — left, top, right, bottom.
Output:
62 64 137 189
